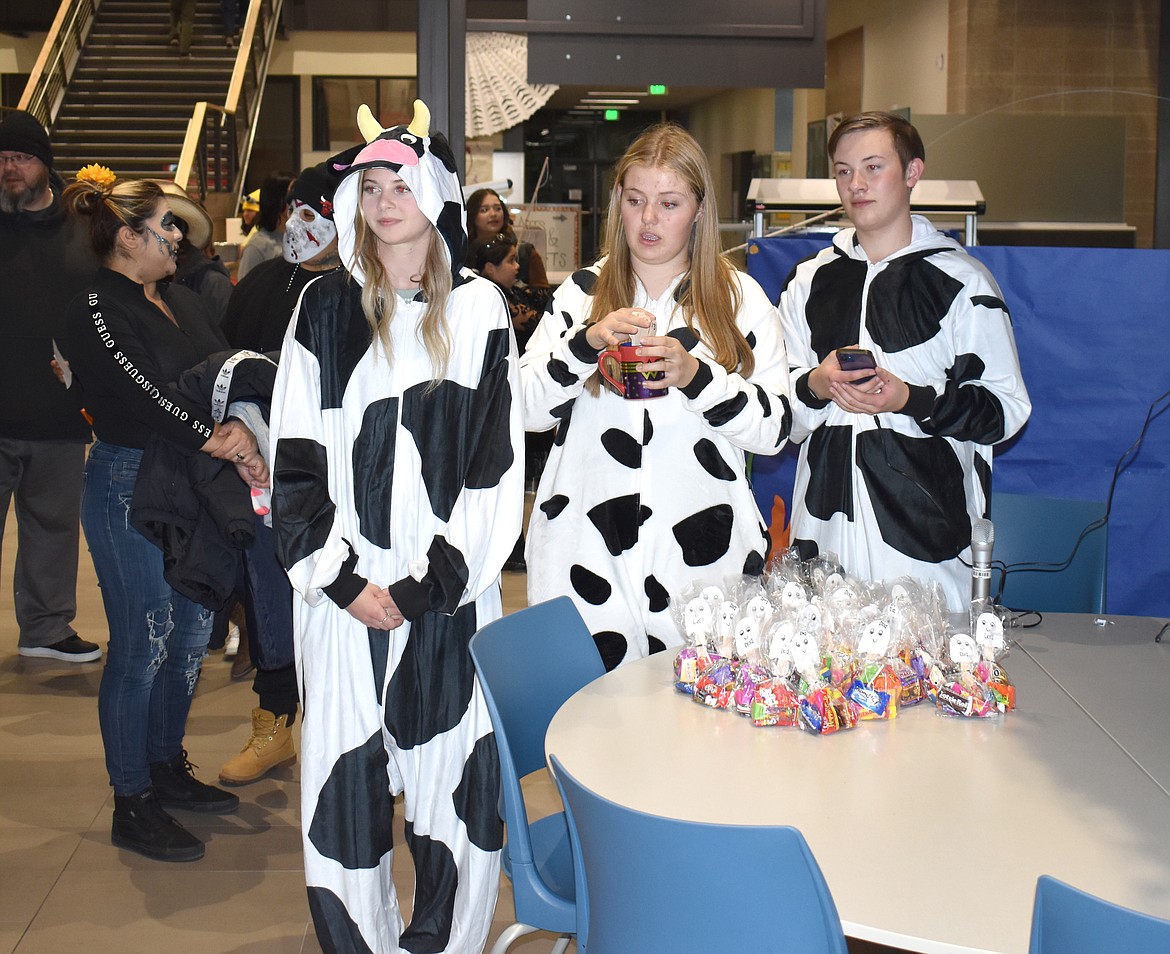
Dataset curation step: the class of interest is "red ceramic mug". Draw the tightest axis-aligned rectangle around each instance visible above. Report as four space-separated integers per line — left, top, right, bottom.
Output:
597 343 667 399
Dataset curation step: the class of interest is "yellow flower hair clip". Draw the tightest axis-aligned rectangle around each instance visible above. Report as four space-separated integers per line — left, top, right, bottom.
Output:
75 164 117 190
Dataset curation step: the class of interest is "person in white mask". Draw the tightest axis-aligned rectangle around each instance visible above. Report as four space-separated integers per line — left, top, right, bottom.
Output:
215 161 346 788
221 162 344 353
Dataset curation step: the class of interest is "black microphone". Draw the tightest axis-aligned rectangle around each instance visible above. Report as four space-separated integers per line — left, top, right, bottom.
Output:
971 518 995 602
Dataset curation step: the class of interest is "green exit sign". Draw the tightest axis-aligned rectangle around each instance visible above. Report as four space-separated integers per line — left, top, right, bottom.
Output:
604 109 620 121
648 84 668 95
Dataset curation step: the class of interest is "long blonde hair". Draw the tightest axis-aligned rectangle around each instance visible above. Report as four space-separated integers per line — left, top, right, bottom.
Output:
585 123 751 396
350 180 453 384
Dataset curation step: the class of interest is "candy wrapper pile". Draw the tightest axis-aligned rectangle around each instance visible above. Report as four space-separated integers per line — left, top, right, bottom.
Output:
673 547 1015 734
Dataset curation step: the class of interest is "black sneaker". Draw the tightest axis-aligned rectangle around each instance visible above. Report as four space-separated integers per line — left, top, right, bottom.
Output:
150 750 240 814
19 634 102 662
112 788 205 862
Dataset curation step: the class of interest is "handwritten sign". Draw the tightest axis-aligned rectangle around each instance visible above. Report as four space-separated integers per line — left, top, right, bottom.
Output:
511 204 581 276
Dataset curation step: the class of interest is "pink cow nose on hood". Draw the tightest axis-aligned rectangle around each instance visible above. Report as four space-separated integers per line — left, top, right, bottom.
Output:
350 139 420 168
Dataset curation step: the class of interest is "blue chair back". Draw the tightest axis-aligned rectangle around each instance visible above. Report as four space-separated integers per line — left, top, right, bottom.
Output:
469 597 605 950
549 753 849 954
1029 875 1170 952
990 492 1108 613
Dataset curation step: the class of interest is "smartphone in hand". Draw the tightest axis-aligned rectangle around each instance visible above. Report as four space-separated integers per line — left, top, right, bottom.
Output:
836 347 877 384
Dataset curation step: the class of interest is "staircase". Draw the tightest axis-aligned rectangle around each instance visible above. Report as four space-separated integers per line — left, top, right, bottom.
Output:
50 0 237 181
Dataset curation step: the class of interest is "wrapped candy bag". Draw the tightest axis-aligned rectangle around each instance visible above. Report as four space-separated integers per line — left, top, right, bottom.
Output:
846 613 902 721
673 587 720 694
764 544 805 588
805 552 847 601
791 622 857 735
973 608 1015 711
750 674 801 727
730 611 771 715
820 588 863 689
693 656 739 709
883 579 933 707
714 597 740 658
929 630 1003 718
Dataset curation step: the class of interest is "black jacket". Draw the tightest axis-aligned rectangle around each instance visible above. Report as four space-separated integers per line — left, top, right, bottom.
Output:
0 185 97 440
130 350 278 610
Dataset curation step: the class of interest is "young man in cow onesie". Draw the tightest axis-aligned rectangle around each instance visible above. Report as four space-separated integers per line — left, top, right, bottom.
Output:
777 111 1031 611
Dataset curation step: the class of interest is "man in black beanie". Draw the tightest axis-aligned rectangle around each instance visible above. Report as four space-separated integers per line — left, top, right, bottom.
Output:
0 109 100 662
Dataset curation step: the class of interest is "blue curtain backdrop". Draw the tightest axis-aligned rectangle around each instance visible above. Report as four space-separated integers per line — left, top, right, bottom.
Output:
747 237 1170 618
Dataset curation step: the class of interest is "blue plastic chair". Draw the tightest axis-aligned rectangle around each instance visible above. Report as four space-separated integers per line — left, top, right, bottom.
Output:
1029 875 1170 952
990 492 1108 613
549 753 849 954
469 597 605 954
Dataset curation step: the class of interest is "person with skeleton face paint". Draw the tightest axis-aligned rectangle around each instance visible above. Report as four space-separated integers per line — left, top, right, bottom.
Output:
63 166 268 862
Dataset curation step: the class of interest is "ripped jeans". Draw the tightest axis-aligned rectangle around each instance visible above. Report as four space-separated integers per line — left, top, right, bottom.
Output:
82 442 214 796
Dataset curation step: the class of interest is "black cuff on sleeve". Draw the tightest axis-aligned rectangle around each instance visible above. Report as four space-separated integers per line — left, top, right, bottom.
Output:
322 543 368 609
680 360 713 399
900 383 937 420
796 370 831 409
568 327 602 365
386 575 430 622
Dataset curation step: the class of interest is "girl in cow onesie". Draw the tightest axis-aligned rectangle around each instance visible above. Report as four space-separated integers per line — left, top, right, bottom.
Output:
521 123 793 670
269 100 523 954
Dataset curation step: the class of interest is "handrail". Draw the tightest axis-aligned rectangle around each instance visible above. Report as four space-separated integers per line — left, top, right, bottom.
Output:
174 0 283 209
18 0 99 127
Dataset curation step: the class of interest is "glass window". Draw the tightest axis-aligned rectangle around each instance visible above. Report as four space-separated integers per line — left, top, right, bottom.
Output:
312 77 419 151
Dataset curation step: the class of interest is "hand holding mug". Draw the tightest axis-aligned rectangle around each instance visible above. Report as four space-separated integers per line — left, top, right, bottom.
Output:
631 335 700 391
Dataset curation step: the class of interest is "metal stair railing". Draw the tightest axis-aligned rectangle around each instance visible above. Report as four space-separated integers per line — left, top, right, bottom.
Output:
174 0 283 210
18 0 100 127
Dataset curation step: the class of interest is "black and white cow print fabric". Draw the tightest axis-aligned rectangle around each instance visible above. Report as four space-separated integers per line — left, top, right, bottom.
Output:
270 103 523 954
778 215 1031 613
521 263 792 670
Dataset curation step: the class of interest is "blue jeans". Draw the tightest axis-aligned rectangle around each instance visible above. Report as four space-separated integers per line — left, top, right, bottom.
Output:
239 518 295 672
82 442 213 796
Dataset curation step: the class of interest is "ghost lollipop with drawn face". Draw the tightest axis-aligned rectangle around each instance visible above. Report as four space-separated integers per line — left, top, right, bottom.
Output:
734 616 761 659
791 629 823 684
857 617 892 660
716 600 739 655
974 611 1005 661
683 597 714 650
949 632 979 669
746 594 772 626
780 580 808 610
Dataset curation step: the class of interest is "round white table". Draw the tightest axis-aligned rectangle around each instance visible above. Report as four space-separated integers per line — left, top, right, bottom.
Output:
545 614 1170 953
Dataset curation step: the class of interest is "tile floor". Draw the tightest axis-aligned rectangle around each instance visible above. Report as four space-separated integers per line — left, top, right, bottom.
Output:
1 500 901 954
0 500 567 954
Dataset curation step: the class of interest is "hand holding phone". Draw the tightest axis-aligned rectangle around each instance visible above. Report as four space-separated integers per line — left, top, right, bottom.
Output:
836 347 877 384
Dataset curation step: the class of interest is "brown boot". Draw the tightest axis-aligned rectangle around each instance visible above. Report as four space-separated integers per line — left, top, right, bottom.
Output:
218 708 296 786
229 624 255 680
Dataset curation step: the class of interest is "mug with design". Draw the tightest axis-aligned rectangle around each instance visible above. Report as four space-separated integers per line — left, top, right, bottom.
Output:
598 343 667 399
597 309 665 399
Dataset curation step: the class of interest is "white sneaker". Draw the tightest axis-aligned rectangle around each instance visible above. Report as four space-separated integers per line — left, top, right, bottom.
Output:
224 623 240 659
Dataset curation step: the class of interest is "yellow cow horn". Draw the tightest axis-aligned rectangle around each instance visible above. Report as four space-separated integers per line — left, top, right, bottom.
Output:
407 99 430 138
356 104 384 144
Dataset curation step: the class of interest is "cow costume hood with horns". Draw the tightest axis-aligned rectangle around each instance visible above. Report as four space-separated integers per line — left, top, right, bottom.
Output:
331 99 469 286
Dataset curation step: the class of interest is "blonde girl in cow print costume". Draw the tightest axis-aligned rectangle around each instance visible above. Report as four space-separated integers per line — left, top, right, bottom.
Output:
522 123 793 670
269 101 523 954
